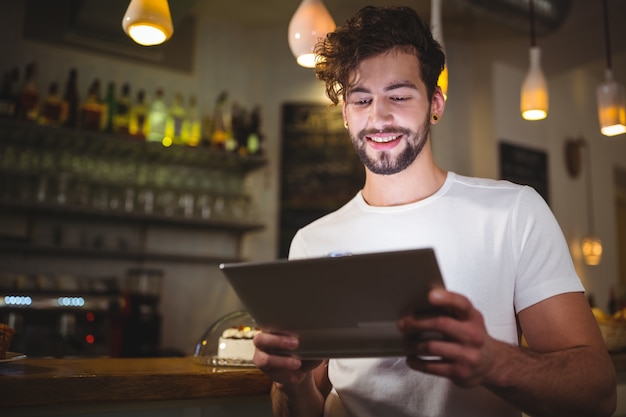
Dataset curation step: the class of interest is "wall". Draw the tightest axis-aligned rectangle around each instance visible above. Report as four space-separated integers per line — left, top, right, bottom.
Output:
1 2 624 354
488 50 626 312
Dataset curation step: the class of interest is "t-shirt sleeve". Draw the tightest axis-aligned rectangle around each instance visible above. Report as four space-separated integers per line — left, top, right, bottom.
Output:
511 186 585 313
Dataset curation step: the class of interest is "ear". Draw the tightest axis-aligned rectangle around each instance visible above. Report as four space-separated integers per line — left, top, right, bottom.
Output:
430 86 446 122
342 101 348 126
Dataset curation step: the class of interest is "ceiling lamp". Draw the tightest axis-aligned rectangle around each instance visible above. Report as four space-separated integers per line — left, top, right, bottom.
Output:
288 0 336 68
520 0 548 121
122 0 174 46
565 138 602 266
597 0 626 137
431 0 448 100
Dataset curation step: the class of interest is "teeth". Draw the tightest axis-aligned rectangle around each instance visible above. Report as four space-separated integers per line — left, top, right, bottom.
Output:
369 135 399 143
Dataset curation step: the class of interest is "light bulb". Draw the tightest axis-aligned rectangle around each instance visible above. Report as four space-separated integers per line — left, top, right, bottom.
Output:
521 47 548 121
597 69 626 136
437 65 449 101
582 236 603 266
288 0 336 68
122 0 174 46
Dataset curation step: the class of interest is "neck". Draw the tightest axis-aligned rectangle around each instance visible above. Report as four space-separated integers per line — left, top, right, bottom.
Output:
361 141 447 207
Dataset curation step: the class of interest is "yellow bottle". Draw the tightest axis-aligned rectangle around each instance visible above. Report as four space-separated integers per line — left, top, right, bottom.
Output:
129 89 148 140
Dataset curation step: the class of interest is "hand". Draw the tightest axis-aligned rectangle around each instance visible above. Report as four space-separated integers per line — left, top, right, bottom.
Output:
397 288 498 388
253 331 324 386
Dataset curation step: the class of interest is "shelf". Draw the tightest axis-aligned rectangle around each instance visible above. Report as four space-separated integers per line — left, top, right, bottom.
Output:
0 119 268 173
0 242 242 265
0 120 266 267
0 199 265 232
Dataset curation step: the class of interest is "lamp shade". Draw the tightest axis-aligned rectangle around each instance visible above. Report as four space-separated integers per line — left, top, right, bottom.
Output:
122 0 174 46
288 0 336 68
521 46 548 121
597 69 626 136
582 236 603 266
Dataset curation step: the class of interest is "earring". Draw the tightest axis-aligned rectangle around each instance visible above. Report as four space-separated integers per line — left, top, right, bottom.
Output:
431 114 439 122
344 121 349 129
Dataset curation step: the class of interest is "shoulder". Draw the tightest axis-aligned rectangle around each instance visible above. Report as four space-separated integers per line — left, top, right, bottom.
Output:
450 173 524 192
447 173 545 208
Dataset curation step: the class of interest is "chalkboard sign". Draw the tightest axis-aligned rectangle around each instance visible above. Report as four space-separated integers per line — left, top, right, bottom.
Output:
279 103 365 258
499 141 549 205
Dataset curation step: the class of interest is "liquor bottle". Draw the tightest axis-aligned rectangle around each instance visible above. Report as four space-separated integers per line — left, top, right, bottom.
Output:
165 92 185 145
0 67 20 119
17 62 39 122
0 72 14 118
104 82 116 133
129 89 148 140
231 101 248 155
80 79 104 131
114 83 131 135
247 105 264 155
184 95 201 146
38 82 65 127
210 91 229 150
609 287 619 316
62 68 79 129
147 88 168 143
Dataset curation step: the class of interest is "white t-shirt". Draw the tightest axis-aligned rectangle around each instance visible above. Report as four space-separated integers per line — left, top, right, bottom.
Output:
288 172 584 417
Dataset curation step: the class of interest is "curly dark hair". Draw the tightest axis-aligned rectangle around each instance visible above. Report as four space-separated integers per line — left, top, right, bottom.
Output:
314 6 445 105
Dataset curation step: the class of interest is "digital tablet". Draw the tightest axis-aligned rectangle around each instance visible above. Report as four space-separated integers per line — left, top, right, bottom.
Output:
219 248 445 359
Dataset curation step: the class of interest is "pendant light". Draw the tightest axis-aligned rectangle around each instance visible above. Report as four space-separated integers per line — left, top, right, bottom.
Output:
597 0 626 137
566 138 603 265
430 0 448 100
288 0 336 68
520 0 548 121
122 0 174 46
581 137 602 265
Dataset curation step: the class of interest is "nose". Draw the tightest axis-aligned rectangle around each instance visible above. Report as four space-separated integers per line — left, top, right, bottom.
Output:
369 99 394 130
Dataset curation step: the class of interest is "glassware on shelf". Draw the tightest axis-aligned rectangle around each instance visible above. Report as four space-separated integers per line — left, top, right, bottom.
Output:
195 193 212 219
137 188 155 214
194 309 259 367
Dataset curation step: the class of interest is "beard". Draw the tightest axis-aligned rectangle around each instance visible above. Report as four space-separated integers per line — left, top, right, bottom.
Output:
350 116 430 175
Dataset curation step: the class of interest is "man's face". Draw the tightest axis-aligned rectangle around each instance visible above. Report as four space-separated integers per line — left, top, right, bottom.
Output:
343 47 433 175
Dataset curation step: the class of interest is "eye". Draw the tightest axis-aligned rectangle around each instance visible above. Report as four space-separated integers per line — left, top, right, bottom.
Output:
390 96 410 102
352 98 371 106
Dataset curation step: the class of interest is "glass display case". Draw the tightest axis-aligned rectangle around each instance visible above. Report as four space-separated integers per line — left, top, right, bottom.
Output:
194 310 259 367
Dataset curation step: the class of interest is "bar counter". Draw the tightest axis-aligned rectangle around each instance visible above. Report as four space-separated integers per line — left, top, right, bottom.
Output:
2 353 625 417
0 356 273 417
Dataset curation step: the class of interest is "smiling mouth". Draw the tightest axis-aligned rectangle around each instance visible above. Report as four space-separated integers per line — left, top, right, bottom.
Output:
367 135 401 143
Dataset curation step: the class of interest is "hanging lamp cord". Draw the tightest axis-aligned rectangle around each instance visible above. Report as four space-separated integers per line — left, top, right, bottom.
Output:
602 0 612 70
529 0 536 47
581 139 595 235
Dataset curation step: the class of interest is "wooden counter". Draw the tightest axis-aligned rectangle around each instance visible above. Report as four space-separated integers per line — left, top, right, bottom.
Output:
0 356 272 416
2 353 624 416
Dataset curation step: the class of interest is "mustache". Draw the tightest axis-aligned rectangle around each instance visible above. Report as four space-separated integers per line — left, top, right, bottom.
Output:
357 127 413 141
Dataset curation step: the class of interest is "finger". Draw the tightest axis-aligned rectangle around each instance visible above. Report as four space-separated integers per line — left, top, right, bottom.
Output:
399 311 485 347
253 347 302 371
428 289 474 320
254 331 298 353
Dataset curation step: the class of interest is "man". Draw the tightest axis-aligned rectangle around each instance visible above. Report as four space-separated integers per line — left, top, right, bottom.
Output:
253 6 616 417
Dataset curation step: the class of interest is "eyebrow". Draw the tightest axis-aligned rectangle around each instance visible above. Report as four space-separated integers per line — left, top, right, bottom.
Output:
348 81 419 95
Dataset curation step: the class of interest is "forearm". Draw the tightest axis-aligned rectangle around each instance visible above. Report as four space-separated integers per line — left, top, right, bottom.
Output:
484 341 616 417
271 376 325 417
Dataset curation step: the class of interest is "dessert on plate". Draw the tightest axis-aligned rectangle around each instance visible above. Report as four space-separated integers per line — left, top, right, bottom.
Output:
0 323 15 359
